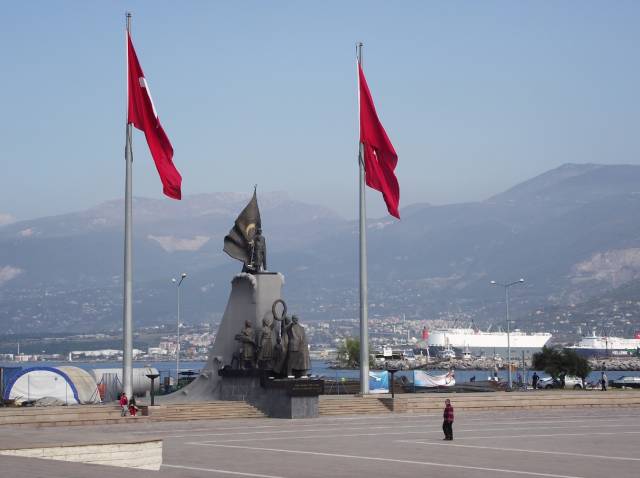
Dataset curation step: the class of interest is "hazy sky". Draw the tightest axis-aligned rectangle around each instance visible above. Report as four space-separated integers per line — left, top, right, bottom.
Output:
1 1 639 222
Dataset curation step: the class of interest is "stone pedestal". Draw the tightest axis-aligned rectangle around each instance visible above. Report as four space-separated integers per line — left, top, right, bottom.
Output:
163 272 283 402
218 369 323 419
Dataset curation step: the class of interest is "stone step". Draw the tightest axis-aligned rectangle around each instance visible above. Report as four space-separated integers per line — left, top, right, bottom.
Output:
0 406 121 417
318 397 391 415
0 401 267 425
0 411 123 420
158 405 258 411
318 391 640 415
382 392 640 413
158 414 264 421
144 401 266 420
160 408 261 417
0 413 124 425
8 418 148 428
0 405 146 427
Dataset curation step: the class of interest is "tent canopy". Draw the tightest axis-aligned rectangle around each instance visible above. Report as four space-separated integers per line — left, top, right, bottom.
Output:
3 366 101 405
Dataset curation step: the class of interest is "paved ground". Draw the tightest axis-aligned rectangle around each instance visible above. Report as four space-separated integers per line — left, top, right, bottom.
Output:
2 407 639 477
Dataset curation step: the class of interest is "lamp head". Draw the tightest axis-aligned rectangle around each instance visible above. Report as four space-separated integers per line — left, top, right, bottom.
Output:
490 280 497 285
519 278 525 283
172 278 177 283
181 273 187 279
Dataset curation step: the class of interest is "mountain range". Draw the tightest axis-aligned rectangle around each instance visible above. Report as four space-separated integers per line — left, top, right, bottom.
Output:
3 163 640 339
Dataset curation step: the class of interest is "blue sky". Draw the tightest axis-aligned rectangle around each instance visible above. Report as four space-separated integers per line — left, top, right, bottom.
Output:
1 1 639 221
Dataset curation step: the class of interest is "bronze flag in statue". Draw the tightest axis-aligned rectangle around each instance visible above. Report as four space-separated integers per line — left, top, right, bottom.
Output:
223 188 263 269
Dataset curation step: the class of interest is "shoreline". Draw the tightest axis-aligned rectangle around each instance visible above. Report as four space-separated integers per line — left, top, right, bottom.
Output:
329 356 640 372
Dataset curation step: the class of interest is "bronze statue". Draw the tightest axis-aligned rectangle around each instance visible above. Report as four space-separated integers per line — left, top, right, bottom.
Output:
249 227 267 272
272 336 285 375
254 299 310 378
280 315 291 373
223 188 267 273
257 314 278 370
285 315 310 377
268 299 290 376
234 320 256 369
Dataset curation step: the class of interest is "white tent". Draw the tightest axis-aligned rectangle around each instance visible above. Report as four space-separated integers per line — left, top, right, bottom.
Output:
92 367 159 397
3 366 101 405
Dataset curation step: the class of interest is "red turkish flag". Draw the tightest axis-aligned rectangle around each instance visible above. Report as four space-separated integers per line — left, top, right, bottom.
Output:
127 32 182 200
358 63 400 218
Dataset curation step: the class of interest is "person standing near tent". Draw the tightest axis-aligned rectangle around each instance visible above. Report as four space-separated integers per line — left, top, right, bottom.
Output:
442 399 454 440
119 392 129 416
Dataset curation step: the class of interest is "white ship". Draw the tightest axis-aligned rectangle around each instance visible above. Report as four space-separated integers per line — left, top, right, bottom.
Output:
426 327 552 355
565 330 640 358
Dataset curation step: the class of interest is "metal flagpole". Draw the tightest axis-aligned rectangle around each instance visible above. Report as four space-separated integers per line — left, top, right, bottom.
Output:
357 42 369 394
176 283 180 386
122 11 134 399
506 285 511 390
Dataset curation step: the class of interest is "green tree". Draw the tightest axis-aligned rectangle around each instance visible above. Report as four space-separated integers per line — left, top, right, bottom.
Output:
561 348 592 379
532 346 592 380
336 337 374 368
337 337 360 367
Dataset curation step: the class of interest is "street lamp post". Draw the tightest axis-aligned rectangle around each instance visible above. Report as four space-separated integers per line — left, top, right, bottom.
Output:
172 273 187 389
490 278 524 391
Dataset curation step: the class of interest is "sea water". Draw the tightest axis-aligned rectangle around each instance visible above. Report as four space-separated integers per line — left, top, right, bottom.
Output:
2 359 638 386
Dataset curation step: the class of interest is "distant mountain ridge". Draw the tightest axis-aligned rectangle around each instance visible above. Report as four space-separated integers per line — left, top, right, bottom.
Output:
2 163 640 337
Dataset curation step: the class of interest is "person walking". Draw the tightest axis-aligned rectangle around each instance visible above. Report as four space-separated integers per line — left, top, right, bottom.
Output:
601 371 608 391
119 392 129 417
442 399 454 440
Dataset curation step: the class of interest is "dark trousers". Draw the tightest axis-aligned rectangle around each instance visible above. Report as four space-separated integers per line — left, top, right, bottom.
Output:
442 420 453 440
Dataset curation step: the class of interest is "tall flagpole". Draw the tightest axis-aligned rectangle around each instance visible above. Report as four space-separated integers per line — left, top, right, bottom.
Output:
357 42 370 394
122 11 134 399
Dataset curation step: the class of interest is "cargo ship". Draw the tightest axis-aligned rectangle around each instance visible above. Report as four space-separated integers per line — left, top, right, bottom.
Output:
423 327 552 356
565 330 640 358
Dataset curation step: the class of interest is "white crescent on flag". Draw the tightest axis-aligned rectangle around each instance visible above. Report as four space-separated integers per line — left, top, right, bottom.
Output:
138 76 158 119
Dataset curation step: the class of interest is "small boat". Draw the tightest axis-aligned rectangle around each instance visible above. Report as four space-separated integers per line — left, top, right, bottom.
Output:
438 345 456 360
609 376 640 389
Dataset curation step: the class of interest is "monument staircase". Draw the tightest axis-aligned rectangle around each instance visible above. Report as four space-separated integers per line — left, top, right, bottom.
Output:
318 395 392 415
0 404 138 428
143 401 265 421
383 390 640 413
0 401 265 427
319 390 640 415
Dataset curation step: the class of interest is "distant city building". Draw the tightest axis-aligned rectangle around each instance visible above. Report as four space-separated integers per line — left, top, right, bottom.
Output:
68 349 143 361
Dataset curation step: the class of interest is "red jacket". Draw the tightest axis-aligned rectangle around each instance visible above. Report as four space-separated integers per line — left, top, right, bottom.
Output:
119 395 128 406
443 404 454 422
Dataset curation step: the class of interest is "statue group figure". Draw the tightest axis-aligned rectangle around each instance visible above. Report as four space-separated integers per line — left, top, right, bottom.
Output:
223 190 267 274
234 299 310 378
246 227 267 273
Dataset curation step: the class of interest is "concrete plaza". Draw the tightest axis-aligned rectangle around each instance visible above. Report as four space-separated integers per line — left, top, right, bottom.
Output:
1 406 639 477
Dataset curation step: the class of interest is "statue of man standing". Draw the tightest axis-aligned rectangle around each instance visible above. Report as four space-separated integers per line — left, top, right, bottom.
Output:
235 320 256 369
257 313 282 370
250 227 267 272
286 315 310 377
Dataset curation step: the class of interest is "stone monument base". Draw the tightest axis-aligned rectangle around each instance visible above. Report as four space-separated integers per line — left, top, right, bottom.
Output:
218 368 323 419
